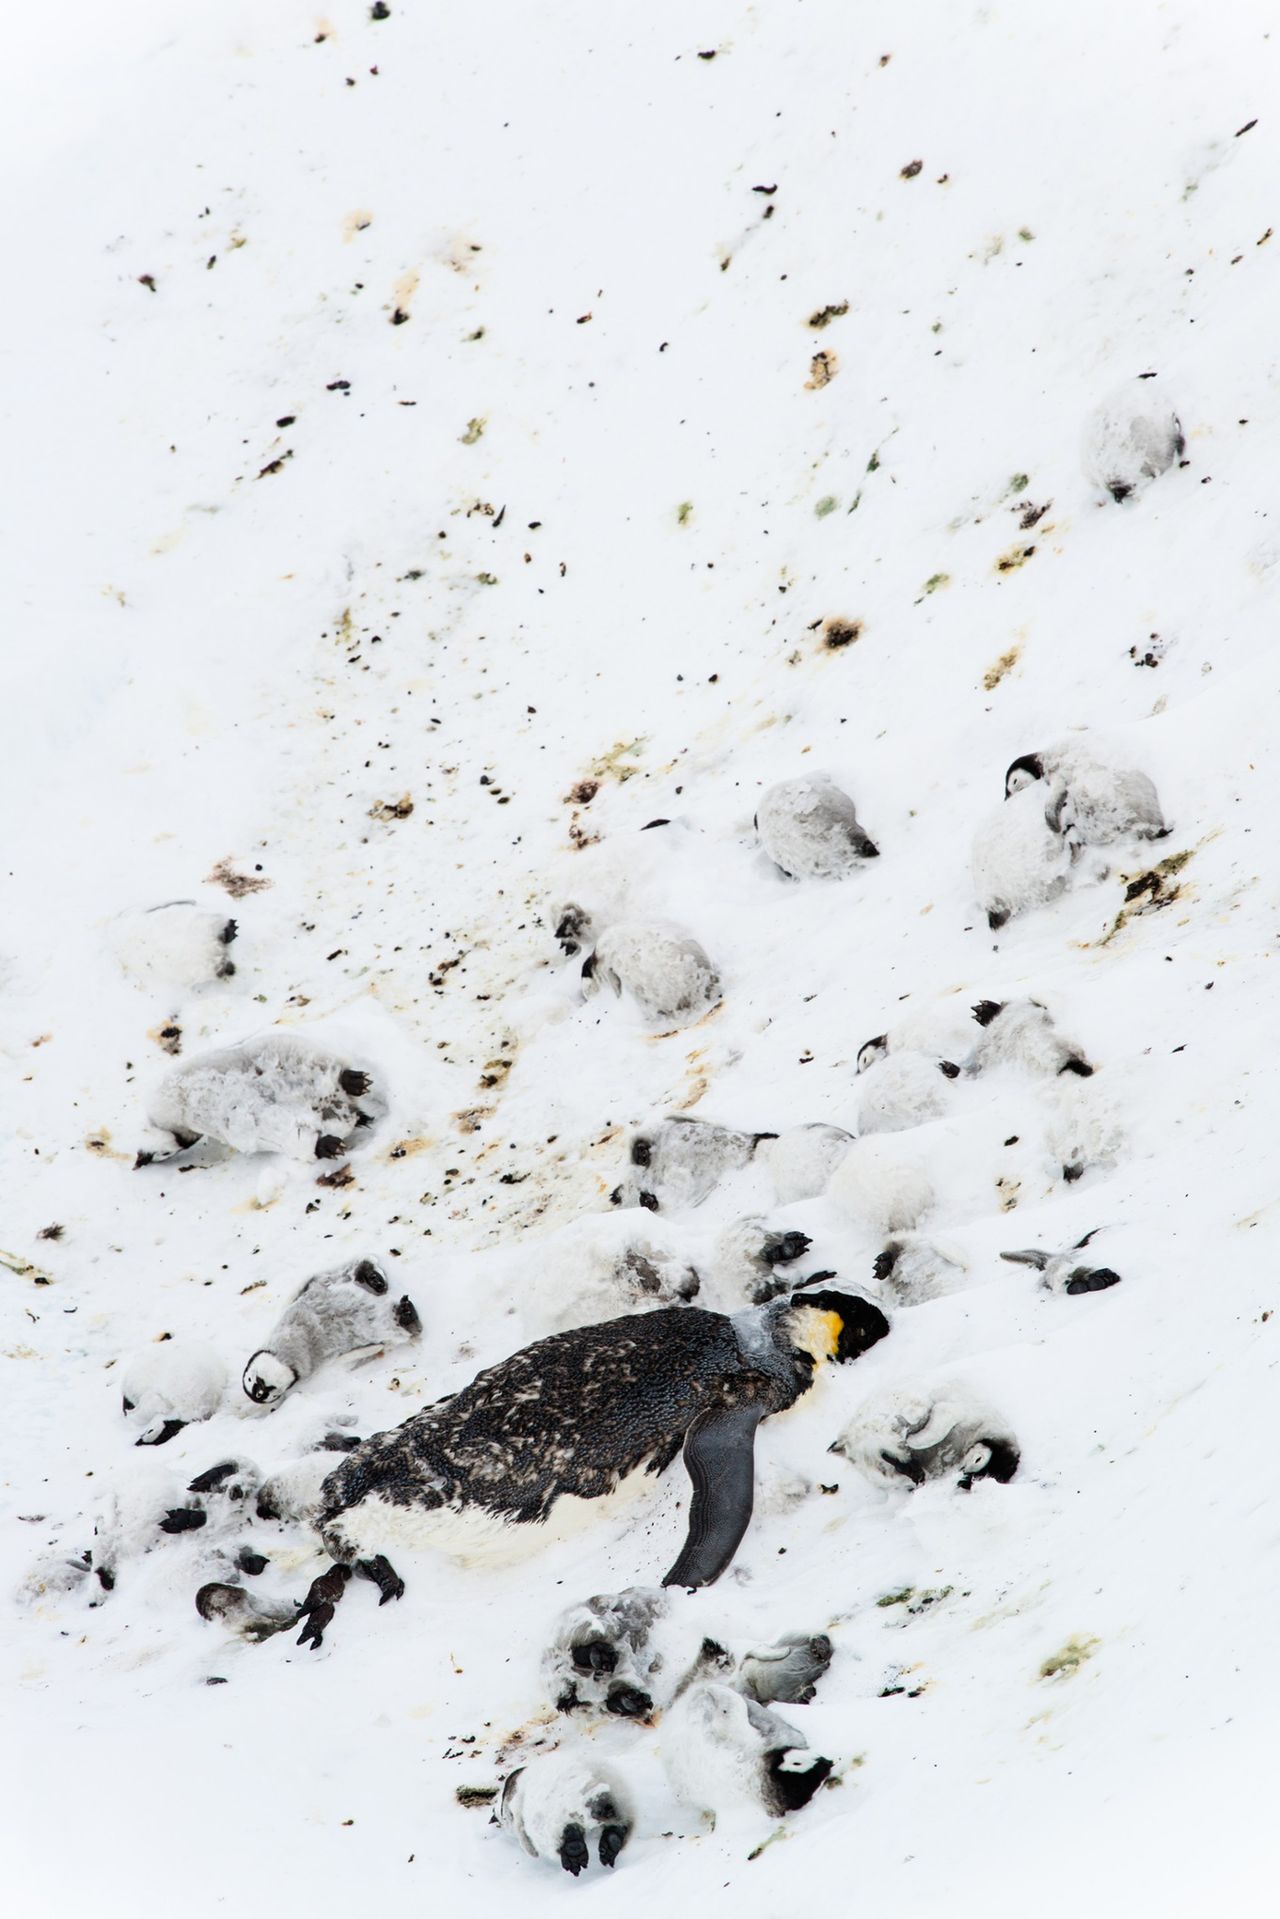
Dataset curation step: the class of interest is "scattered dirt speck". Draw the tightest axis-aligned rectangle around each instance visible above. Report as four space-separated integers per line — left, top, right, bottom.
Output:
982 646 1021 690
207 859 273 898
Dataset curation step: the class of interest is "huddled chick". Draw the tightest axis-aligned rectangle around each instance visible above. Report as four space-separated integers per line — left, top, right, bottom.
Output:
967 996 1094 1079
754 1123 855 1203
610 1115 768 1212
1083 378 1184 504
829 1380 1020 1491
580 919 722 1026
138 1032 385 1164
1000 1227 1122 1295
872 1234 970 1307
120 1340 228 1446
971 779 1079 931
107 900 239 988
242 1257 421 1407
1005 740 1167 845
708 1217 814 1307
497 1751 635 1876
755 774 879 879
662 1678 833 1820
856 1050 961 1135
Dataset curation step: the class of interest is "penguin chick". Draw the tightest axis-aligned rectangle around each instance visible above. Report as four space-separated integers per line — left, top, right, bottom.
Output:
872 1234 969 1306
90 1457 262 1594
710 1217 813 1306
195 1582 299 1643
857 1051 960 1135
754 1124 855 1204
737 1632 833 1707
968 996 1094 1078
755 774 879 879
552 902 595 957
120 1341 228 1445
582 921 721 1026
662 1682 833 1820
544 1586 669 1719
828 1135 934 1235
829 1381 1020 1491
140 1032 384 1165
497 1752 635 1875
1083 379 1184 504
107 900 238 988
1046 1079 1124 1184
1004 743 1167 845
255 1448 349 1527
1000 1228 1121 1295
242 1258 421 1407
972 781 1078 931
611 1115 770 1212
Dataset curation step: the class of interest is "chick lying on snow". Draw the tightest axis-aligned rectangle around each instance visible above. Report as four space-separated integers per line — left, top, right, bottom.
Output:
497 1750 635 1876
1000 1227 1122 1295
1005 737 1167 845
872 1233 970 1306
121 1339 228 1445
525 1217 701 1334
709 1216 815 1306
755 773 879 878
137 1031 385 1164
107 900 238 988
1082 377 1184 505
967 995 1094 1078
241 1257 421 1407
754 1122 854 1203
582 920 722 1026
857 1049 961 1135
1047 1078 1125 1184
663 1677 833 1820
972 779 1079 931
610 1114 770 1211
830 1379 1020 1491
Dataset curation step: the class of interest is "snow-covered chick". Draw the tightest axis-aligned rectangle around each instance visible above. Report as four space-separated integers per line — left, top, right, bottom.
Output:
1083 377 1184 503
857 1050 961 1134
139 1031 384 1164
610 1114 767 1212
242 1258 421 1407
968 996 1094 1078
972 780 1078 931
1004 740 1167 845
872 1234 970 1306
755 1123 854 1203
582 920 721 1025
120 1340 228 1446
543 1586 669 1719
497 1750 635 1875
107 899 239 988
1000 1227 1122 1295
755 773 879 878
662 1680 833 1819
709 1216 813 1306
830 1380 1020 1491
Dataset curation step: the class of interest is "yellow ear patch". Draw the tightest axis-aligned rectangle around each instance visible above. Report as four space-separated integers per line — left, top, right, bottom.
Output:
790 1306 845 1363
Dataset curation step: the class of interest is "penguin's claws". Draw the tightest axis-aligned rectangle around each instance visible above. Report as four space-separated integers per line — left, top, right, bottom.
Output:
295 1605 333 1651
357 1554 405 1605
558 1824 590 1876
598 1825 627 1869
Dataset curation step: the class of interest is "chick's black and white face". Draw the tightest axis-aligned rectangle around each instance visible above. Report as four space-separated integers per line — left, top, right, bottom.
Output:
1004 754 1045 798
856 1035 888 1075
242 1353 295 1406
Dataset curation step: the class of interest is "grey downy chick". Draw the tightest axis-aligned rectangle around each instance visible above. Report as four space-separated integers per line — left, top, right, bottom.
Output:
243 1258 421 1407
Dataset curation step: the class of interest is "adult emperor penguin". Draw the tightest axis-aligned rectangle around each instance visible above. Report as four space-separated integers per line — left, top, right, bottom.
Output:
285 1286 890 1647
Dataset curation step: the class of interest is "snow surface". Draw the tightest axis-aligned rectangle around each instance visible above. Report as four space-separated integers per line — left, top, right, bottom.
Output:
4 1 1280 1912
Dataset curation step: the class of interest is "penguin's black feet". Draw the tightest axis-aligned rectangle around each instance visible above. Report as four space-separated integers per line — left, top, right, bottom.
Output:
1065 1266 1122 1295
570 1638 617 1675
159 1506 208 1535
294 1563 352 1649
764 1231 812 1267
356 1554 405 1606
598 1825 628 1869
558 1824 590 1876
315 1134 345 1160
605 1685 653 1719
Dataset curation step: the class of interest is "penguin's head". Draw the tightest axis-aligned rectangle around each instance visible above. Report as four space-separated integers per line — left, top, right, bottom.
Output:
242 1352 298 1407
856 1034 889 1075
1004 753 1045 797
957 1436 1021 1489
783 1287 890 1365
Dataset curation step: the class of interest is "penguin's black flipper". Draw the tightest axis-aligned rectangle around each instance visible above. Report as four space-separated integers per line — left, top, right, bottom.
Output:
662 1405 763 1591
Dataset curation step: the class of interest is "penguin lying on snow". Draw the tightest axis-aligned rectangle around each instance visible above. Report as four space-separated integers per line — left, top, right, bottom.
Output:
242 1258 421 1407
195 1582 299 1644
121 1341 228 1445
709 1217 814 1306
282 1286 890 1647
830 1381 1019 1491
582 921 722 1026
755 1123 854 1203
545 1585 833 1720
872 1234 969 1307
968 996 1093 1078
532 1230 702 1334
827 1134 936 1236
1083 378 1184 504
1005 741 1167 844
972 781 1079 931
610 1115 771 1212
663 1677 833 1820
137 1032 384 1165
1001 1228 1121 1294
755 774 879 879
1047 1079 1124 1184
856 1050 961 1135
107 900 238 988
497 1751 635 1876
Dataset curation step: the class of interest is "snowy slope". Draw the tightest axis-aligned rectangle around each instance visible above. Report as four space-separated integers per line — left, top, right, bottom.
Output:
4 1 1280 1912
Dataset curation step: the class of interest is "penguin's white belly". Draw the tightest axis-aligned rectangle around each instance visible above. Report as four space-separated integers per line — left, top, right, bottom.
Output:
337 1464 657 1570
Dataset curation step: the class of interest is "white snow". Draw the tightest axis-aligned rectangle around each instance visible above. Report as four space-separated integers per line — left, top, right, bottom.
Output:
5 1 1280 1913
